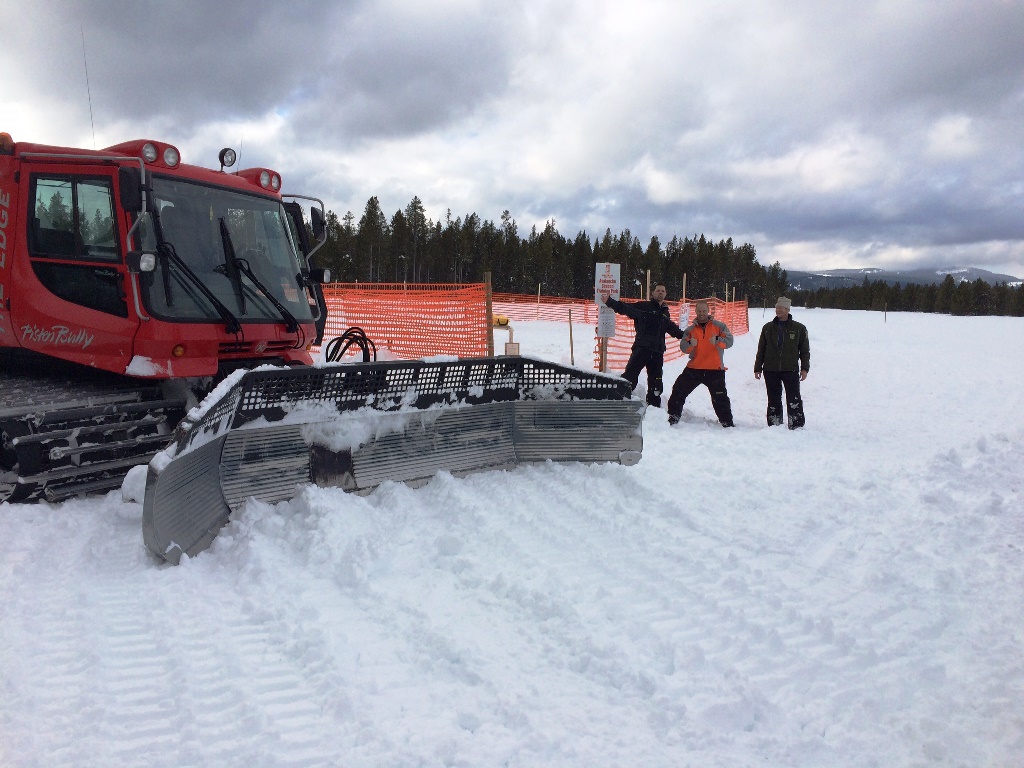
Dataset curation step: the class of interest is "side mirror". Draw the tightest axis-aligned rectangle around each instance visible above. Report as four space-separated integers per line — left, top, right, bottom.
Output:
119 167 144 213
311 207 325 241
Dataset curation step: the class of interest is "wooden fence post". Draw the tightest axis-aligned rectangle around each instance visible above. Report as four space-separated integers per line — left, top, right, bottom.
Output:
568 307 575 366
485 272 494 356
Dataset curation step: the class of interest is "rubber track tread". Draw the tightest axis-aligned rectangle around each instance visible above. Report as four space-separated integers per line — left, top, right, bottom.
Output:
0 369 186 504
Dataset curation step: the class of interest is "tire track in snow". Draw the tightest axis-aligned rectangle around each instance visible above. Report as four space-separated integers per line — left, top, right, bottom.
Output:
0 501 351 768
213 480 683 764
356 458 959 763
5 425 1022 766
245 465 830 762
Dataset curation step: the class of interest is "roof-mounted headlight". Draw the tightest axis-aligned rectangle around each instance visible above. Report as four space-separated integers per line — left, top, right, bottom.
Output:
163 146 180 167
141 143 158 163
218 148 237 170
234 167 285 192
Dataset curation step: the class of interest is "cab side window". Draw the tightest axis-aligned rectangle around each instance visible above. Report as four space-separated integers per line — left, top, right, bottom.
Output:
28 175 127 317
30 176 118 260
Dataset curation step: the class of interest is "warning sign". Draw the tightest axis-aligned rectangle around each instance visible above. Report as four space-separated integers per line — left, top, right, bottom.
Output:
595 263 620 338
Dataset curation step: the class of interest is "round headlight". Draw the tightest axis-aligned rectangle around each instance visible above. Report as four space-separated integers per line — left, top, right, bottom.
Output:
218 148 237 168
142 143 158 163
259 170 271 188
163 146 180 167
271 174 281 191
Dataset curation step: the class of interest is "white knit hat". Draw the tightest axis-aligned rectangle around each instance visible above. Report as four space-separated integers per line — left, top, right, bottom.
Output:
775 297 792 309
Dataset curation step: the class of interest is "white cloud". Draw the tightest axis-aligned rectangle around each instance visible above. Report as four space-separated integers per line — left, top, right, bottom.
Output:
730 128 889 196
924 114 979 159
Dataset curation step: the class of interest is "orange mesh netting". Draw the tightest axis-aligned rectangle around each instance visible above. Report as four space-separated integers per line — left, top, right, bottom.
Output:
594 297 749 372
321 283 490 359
319 285 747 369
491 293 599 324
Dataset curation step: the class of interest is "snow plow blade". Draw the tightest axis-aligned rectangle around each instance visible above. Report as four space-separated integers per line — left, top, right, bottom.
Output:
142 356 643 563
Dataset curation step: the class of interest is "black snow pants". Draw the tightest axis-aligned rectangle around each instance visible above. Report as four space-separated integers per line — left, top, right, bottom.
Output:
621 348 665 407
764 370 805 429
666 367 734 426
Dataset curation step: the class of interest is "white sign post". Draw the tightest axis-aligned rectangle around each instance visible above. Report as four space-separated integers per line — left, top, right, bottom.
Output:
594 263 621 372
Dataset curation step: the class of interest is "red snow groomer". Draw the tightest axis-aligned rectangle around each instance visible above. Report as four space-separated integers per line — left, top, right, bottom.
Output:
0 133 643 563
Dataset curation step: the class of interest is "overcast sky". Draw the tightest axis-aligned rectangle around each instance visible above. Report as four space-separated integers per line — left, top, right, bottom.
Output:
4 0 1023 276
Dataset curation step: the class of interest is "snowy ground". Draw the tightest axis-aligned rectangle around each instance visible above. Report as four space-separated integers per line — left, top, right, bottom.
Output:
2 309 1023 767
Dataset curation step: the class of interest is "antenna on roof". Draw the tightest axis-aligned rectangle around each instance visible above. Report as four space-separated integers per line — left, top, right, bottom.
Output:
81 27 96 149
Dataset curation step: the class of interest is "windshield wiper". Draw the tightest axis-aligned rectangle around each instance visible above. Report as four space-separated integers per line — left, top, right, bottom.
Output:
155 213 243 335
158 242 243 335
217 218 300 336
233 258 300 334
218 218 246 314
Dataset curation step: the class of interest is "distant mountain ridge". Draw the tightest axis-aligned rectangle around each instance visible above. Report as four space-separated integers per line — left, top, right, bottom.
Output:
788 266 1023 291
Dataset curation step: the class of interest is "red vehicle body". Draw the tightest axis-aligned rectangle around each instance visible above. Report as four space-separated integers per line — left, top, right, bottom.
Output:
0 132 328 502
0 133 327 379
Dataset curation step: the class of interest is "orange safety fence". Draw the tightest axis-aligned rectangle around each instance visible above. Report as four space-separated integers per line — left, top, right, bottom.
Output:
321 283 490 359
320 285 748 370
491 293 599 324
595 297 749 372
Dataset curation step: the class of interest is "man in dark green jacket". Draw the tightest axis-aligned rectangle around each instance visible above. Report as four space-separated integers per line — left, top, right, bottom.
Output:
753 297 810 429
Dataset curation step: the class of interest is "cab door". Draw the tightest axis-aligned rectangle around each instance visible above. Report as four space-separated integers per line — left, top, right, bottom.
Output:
11 169 140 373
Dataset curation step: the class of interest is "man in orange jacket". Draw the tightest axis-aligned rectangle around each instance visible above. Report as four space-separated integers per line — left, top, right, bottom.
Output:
666 300 735 427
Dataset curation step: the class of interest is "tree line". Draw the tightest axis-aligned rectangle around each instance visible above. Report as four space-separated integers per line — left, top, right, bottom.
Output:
792 275 1024 316
313 196 790 304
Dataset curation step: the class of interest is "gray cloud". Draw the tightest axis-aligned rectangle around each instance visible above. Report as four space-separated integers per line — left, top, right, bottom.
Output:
3 0 1022 276
305 3 516 141
8 0 338 127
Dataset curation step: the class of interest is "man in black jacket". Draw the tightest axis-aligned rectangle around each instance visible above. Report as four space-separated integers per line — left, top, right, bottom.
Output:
754 296 810 428
599 283 685 407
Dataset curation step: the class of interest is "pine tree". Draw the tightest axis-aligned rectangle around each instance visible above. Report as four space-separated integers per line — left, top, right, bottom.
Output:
401 197 428 283
934 275 956 313
356 197 389 282
389 209 409 282
950 281 973 315
970 278 991 316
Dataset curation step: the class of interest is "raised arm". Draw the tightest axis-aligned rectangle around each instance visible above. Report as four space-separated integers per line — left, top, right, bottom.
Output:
604 296 640 319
